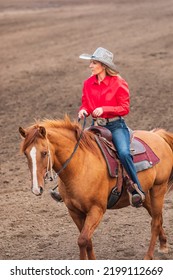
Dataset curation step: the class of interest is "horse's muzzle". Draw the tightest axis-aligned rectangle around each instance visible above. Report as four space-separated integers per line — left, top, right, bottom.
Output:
32 186 43 196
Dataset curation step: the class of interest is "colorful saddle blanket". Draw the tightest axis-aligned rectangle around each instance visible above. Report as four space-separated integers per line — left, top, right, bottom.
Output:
87 126 160 177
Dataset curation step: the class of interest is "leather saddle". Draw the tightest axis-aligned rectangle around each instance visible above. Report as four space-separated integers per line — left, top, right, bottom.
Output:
86 126 160 209
86 126 150 177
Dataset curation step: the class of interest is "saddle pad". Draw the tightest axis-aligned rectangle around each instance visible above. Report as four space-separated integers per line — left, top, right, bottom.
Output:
95 135 160 177
133 137 160 164
133 137 160 172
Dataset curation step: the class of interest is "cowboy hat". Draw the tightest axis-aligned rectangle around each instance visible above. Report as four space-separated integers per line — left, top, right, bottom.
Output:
79 47 117 71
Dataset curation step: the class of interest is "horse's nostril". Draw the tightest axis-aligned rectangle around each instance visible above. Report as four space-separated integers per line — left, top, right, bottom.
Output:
39 186 43 194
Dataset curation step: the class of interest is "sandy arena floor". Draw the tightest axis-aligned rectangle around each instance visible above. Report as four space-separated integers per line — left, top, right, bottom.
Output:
0 0 173 260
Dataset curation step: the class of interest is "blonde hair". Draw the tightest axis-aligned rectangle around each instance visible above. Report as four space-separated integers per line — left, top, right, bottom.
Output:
105 65 119 76
100 62 119 76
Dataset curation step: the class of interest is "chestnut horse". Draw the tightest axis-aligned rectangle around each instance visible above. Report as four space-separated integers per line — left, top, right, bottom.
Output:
19 116 173 260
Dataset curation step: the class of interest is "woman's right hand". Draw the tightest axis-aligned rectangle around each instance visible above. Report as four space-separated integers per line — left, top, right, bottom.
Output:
78 109 88 119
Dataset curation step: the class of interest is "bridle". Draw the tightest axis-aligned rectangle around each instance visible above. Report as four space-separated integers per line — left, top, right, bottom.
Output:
44 115 87 191
44 147 54 182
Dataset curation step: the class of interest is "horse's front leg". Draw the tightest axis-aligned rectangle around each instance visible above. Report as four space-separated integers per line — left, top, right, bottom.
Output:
68 209 88 259
86 239 95 260
68 207 101 260
78 205 104 260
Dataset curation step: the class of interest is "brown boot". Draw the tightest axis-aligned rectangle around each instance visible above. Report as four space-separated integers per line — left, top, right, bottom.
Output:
124 176 145 207
130 191 144 208
50 190 63 202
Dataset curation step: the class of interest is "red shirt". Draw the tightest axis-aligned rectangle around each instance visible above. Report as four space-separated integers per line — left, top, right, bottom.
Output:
80 74 130 118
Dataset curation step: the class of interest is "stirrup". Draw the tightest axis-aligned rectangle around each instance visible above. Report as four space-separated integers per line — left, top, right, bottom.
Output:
128 192 144 208
50 190 63 202
125 177 145 207
127 184 145 207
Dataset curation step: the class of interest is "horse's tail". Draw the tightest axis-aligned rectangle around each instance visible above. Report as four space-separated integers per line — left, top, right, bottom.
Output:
153 129 173 191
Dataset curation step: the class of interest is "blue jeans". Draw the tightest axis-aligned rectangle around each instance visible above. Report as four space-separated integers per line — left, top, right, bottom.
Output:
104 118 142 191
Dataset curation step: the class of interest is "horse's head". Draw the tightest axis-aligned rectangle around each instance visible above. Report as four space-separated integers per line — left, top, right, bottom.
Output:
19 125 52 196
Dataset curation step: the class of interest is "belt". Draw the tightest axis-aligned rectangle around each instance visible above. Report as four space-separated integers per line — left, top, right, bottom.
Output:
93 116 121 126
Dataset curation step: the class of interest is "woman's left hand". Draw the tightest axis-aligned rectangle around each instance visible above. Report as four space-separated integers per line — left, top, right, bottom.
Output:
92 107 103 118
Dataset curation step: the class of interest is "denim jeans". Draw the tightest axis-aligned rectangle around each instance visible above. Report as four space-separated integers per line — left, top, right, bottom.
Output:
104 118 142 190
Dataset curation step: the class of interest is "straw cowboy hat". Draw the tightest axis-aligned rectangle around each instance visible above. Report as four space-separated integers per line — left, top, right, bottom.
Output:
79 47 117 71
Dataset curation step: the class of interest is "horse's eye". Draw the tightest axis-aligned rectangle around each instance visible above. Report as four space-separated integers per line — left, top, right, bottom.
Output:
41 151 47 157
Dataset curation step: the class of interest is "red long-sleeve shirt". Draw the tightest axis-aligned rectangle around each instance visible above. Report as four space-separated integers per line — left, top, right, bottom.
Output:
80 74 130 118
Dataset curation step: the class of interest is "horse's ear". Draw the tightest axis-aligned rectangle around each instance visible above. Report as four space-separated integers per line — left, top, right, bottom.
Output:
19 127 26 138
39 126 46 138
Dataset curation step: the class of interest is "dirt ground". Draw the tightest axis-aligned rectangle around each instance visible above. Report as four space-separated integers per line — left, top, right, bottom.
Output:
0 0 173 260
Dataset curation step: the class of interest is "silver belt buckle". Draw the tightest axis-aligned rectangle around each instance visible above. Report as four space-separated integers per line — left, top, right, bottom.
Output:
97 118 107 126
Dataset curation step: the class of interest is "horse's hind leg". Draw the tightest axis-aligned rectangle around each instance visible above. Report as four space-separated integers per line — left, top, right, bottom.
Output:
158 215 168 254
144 184 167 260
143 197 168 255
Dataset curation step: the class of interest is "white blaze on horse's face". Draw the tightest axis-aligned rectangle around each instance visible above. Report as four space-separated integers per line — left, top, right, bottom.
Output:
30 146 43 195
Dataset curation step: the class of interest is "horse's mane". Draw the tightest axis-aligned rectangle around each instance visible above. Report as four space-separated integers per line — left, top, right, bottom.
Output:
20 116 99 156
42 116 99 154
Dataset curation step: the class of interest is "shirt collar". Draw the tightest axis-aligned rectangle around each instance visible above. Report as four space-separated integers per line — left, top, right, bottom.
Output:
92 75 111 85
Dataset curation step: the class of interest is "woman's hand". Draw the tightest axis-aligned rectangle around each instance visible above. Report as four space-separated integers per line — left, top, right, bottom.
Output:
92 107 103 118
78 109 88 119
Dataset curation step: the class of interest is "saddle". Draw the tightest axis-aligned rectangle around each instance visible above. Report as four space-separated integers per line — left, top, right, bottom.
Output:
86 126 160 208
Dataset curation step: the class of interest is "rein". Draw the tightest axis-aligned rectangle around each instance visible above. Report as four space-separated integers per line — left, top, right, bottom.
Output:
45 115 87 191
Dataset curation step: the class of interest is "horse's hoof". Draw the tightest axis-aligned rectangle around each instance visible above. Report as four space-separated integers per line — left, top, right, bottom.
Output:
144 255 153 260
